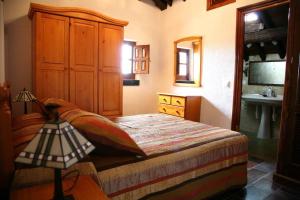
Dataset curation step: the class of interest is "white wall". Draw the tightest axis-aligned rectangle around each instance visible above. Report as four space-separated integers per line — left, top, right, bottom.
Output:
159 0 263 128
0 1 4 83
4 0 163 116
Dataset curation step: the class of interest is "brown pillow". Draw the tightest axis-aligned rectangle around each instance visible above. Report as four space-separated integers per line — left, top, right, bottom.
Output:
60 109 146 156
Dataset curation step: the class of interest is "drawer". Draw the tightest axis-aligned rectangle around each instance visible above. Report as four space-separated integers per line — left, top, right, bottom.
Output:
171 96 186 107
159 95 171 104
159 104 185 118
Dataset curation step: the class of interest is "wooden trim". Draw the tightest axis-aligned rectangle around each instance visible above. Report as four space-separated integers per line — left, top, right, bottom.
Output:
276 0 300 181
173 36 202 87
207 0 236 11
28 3 128 27
174 36 202 44
0 83 14 195
231 0 290 131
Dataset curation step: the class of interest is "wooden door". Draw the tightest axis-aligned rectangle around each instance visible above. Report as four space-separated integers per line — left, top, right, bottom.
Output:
98 24 123 116
34 12 69 100
276 0 300 182
70 18 98 112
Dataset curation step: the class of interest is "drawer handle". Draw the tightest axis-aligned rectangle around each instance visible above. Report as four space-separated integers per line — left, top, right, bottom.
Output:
176 100 181 104
163 98 167 102
163 108 166 112
176 110 180 114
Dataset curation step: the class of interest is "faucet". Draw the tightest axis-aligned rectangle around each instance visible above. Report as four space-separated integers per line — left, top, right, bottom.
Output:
272 89 277 97
263 86 276 97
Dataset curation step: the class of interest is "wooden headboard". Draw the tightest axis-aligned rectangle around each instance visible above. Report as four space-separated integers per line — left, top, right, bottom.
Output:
0 83 14 194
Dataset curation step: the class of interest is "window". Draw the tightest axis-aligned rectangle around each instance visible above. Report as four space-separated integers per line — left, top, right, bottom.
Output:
122 41 136 80
121 41 150 86
176 48 190 80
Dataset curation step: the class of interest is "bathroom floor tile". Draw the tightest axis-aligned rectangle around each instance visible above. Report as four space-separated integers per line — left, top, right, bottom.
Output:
209 161 299 200
254 162 276 173
247 168 267 185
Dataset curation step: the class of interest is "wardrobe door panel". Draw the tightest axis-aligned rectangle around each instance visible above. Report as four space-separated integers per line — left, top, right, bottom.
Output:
39 69 65 98
70 71 95 112
99 70 122 116
34 12 69 100
70 18 98 112
99 24 123 116
101 26 123 68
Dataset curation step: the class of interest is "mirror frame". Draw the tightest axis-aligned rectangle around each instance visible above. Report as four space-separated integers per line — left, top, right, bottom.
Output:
173 36 202 87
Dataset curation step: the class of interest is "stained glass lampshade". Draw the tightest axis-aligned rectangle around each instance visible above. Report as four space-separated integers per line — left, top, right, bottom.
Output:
14 88 37 114
14 88 37 102
15 119 95 200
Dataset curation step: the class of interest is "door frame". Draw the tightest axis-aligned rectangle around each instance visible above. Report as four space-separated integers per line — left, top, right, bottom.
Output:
231 0 290 131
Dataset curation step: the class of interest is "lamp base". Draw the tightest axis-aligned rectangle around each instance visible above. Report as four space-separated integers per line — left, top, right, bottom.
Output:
54 169 75 200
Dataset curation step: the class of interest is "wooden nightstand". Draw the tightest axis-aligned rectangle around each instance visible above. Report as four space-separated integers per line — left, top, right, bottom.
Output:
158 93 201 122
10 176 110 200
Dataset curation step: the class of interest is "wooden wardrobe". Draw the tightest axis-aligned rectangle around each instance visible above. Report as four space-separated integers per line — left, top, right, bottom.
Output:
29 3 128 117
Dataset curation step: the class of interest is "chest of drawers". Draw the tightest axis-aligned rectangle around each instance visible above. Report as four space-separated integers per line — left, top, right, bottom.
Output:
158 93 201 122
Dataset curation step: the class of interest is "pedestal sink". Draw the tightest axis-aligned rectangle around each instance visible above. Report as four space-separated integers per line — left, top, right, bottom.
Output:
242 94 283 139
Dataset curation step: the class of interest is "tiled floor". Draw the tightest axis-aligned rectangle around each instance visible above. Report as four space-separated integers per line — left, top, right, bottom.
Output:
210 159 300 200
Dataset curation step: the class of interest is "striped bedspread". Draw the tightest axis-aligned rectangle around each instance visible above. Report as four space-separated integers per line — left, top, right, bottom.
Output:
115 114 243 156
98 114 248 200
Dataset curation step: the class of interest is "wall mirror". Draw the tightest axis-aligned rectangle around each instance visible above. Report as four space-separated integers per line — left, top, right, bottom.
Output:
174 36 202 87
248 60 286 86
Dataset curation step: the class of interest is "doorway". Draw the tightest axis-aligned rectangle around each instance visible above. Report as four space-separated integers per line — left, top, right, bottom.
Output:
231 0 289 161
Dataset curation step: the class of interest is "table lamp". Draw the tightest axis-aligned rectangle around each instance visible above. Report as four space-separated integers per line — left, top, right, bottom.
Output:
15 113 95 200
14 88 37 114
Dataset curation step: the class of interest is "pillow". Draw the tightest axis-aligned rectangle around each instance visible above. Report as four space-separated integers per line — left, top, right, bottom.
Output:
12 113 46 158
23 98 145 156
60 109 146 157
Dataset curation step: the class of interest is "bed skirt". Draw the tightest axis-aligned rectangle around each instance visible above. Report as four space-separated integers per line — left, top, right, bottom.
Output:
142 163 247 200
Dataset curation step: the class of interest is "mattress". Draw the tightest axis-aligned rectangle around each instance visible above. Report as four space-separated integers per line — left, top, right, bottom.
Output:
97 114 248 200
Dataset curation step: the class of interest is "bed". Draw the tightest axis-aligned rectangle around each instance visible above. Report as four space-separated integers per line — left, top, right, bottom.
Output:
0 84 248 200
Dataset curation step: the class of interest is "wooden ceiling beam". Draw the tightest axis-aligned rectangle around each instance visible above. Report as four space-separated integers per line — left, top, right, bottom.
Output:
274 40 286 59
151 0 186 10
245 27 287 43
254 43 266 61
152 0 167 10
164 0 173 6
